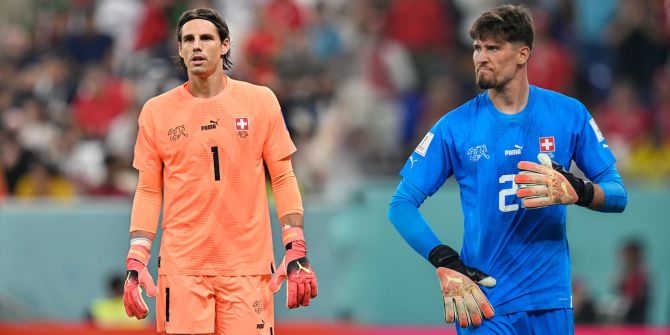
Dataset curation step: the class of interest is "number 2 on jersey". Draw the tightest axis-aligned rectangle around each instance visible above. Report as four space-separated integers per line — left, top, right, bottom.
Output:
499 174 518 212
211 146 220 181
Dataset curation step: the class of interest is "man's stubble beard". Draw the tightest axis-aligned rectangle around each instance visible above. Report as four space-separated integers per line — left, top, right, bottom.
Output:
476 73 496 90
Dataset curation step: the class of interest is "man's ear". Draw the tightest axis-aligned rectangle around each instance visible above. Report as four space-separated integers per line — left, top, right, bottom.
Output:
221 37 230 57
517 45 531 65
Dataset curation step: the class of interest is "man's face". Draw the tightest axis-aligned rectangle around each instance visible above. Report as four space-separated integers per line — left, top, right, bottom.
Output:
178 19 229 77
472 38 526 90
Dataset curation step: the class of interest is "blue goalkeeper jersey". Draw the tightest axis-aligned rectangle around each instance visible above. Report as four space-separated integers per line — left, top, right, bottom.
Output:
400 85 616 315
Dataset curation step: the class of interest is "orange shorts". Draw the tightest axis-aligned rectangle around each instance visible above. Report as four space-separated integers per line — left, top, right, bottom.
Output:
156 275 274 335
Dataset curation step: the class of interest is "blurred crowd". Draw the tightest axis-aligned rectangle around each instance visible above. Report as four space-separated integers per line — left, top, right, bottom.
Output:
1 0 669 202
572 239 652 325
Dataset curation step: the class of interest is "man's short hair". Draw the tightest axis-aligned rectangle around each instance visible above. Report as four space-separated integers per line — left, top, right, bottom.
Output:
469 4 534 49
175 8 233 71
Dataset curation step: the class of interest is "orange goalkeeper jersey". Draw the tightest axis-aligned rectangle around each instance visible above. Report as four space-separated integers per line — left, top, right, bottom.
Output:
133 76 296 276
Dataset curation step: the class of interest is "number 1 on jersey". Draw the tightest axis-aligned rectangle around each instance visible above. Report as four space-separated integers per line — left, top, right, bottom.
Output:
211 146 220 181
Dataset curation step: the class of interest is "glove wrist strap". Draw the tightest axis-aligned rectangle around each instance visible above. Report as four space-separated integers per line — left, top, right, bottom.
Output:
281 225 305 250
575 181 594 207
127 244 151 266
428 244 459 268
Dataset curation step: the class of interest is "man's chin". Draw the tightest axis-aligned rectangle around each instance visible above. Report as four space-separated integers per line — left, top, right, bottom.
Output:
476 79 495 90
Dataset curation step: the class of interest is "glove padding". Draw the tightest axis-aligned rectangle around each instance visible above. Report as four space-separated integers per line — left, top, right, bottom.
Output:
429 245 495 328
437 267 496 328
269 227 318 308
123 245 157 319
515 153 594 209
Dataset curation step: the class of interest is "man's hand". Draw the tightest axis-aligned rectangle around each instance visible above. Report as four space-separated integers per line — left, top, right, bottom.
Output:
123 244 157 319
429 245 495 328
515 153 594 209
269 226 318 308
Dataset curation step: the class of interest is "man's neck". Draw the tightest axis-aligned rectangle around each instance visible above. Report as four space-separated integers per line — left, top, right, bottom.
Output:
188 71 225 98
488 76 530 115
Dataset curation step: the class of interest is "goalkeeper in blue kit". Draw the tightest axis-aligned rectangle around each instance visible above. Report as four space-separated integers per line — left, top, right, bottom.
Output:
387 4 627 334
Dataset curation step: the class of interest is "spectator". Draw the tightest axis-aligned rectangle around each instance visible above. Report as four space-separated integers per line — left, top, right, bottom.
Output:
527 6 575 94
595 81 652 170
572 278 597 324
616 239 650 324
606 0 668 94
87 273 147 329
14 159 74 200
72 66 132 138
65 10 113 66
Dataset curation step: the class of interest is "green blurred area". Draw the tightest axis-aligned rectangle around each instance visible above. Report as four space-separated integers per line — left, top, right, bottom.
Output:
0 181 668 324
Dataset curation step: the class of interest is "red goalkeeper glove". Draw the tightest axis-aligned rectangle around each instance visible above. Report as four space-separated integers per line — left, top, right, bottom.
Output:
269 226 318 308
515 153 594 209
430 245 496 328
123 244 157 319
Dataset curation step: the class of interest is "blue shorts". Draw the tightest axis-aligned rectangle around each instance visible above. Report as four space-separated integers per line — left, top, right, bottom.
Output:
456 309 574 335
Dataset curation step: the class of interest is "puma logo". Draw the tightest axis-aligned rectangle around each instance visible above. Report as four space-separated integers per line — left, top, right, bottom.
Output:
296 261 311 274
444 275 463 286
201 119 219 131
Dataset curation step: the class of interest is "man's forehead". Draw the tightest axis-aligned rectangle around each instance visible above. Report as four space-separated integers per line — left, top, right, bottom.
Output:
181 19 218 35
473 38 508 46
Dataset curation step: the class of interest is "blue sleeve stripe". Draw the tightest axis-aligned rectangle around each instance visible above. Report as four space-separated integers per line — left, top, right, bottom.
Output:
590 165 627 213
387 179 442 259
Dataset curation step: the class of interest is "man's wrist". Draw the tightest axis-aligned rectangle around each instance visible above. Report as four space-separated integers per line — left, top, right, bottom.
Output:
428 245 460 268
575 180 594 207
127 244 151 265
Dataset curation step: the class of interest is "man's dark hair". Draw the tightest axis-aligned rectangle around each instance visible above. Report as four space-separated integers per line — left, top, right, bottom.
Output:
469 4 534 49
175 8 233 71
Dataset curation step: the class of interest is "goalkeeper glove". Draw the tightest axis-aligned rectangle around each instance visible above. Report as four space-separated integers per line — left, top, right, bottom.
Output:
429 245 496 328
515 153 594 209
269 226 318 308
123 243 157 319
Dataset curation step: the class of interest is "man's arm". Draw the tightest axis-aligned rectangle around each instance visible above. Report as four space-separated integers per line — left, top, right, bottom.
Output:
387 178 441 259
388 178 495 328
124 170 163 319
586 165 627 212
265 156 317 308
516 154 627 212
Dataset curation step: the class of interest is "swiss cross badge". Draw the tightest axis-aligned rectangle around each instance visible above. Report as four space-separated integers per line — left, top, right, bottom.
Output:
235 117 249 138
539 136 555 152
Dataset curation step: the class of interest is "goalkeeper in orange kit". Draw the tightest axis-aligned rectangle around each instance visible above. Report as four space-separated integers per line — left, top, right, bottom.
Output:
122 8 317 335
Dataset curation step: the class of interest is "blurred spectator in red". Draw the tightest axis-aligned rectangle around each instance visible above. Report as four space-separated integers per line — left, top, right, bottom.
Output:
616 239 650 324
595 81 652 168
385 0 452 51
654 68 670 144
528 6 575 94
264 0 308 35
133 0 169 51
385 0 453 89
242 9 281 86
0 163 7 201
72 66 132 138
572 277 597 324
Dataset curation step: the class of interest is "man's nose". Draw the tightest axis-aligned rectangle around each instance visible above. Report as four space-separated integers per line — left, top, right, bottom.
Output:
476 51 488 63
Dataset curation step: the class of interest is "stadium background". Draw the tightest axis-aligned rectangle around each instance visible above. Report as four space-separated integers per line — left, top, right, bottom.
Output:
1 0 669 334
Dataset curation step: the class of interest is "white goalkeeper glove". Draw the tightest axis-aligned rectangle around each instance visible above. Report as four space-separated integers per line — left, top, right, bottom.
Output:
515 153 594 209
